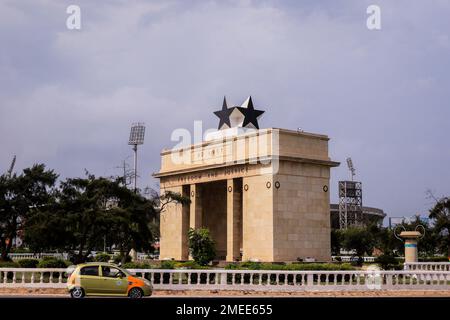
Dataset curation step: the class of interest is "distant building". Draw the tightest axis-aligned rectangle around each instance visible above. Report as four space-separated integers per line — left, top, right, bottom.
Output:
330 204 386 229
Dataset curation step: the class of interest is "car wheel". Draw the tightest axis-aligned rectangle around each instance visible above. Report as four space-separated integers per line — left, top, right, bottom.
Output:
70 287 85 299
128 287 143 299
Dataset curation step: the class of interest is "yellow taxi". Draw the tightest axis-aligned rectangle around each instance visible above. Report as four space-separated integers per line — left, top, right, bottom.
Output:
66 262 152 298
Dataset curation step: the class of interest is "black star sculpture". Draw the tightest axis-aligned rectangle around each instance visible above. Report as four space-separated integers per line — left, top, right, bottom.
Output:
213 96 234 129
237 96 265 129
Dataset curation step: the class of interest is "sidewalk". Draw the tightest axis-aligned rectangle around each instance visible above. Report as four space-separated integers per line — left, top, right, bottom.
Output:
1 288 450 297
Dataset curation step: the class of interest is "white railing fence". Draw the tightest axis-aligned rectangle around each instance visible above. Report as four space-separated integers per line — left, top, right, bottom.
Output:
0 268 67 288
1 268 449 291
331 256 376 262
404 262 450 271
8 253 68 261
7 252 157 261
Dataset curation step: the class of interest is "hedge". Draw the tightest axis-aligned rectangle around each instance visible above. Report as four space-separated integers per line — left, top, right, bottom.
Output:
17 259 39 268
225 262 356 271
37 258 70 268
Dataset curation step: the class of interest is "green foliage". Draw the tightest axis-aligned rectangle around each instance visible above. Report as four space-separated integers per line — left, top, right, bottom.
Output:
160 260 176 269
24 173 164 264
375 254 401 270
0 164 58 260
419 256 449 262
0 260 19 267
174 261 209 269
37 258 70 268
10 247 31 253
331 229 342 256
113 254 131 264
224 262 355 271
17 259 39 268
339 227 375 264
122 262 154 269
94 253 111 262
395 216 439 257
187 228 216 266
429 196 450 257
159 191 191 211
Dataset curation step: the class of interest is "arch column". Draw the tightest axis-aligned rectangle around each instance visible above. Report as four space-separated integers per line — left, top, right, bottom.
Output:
227 178 242 261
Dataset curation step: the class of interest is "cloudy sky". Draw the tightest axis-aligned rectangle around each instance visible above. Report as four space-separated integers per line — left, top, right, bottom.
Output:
1 0 449 221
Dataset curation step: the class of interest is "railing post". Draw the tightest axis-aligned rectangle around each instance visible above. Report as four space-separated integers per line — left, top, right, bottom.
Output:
220 272 227 286
386 274 393 288
306 273 313 287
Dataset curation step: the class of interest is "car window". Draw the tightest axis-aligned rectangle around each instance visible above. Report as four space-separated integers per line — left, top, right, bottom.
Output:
80 266 99 276
101 266 123 278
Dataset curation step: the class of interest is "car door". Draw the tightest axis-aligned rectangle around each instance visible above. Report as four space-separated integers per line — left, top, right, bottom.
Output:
79 265 102 294
100 266 129 295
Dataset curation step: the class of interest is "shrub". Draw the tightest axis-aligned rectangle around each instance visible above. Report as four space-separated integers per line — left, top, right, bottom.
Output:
41 256 55 261
37 258 70 268
240 261 262 270
17 259 39 268
94 253 111 262
419 256 449 262
160 260 176 269
225 262 355 271
113 254 132 264
375 254 401 270
175 261 208 269
188 228 216 266
0 260 19 268
10 247 31 253
122 262 153 269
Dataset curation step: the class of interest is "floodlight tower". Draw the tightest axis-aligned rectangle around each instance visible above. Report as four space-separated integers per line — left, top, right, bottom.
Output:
338 157 363 229
346 157 355 181
128 123 145 193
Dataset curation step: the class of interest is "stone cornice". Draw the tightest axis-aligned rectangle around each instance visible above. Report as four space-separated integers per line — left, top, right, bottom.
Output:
153 155 339 178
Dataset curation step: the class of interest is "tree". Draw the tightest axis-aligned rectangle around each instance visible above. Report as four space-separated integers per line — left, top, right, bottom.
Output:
24 173 159 264
369 223 402 256
24 172 190 264
340 227 375 264
394 216 438 257
187 228 216 266
0 164 57 260
429 196 450 259
330 229 342 256
105 183 159 264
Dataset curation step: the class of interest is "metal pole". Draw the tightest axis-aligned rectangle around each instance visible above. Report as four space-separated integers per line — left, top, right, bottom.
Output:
133 144 138 193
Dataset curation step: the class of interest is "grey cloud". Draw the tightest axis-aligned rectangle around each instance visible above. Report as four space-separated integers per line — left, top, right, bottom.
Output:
0 0 449 220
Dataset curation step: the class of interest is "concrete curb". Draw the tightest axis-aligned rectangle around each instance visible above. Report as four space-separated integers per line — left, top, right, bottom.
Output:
1 288 450 297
